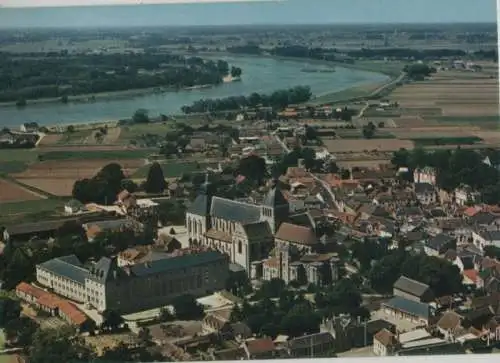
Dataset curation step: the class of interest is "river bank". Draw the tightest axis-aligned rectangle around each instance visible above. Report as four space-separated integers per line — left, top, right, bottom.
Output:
0 74 242 109
0 54 389 127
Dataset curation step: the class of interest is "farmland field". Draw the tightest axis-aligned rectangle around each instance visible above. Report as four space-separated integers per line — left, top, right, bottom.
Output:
132 161 217 178
119 123 172 144
390 67 499 129
0 179 44 203
323 138 414 153
38 149 153 161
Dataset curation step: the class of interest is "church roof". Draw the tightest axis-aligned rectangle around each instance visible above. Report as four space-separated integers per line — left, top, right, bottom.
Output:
210 197 261 224
242 221 272 238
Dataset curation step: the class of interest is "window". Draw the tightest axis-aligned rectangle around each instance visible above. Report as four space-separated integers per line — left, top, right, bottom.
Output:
238 240 242 254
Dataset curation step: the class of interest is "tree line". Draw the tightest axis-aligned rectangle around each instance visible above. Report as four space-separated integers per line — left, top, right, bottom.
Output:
392 147 500 204
180 85 312 113
0 52 242 103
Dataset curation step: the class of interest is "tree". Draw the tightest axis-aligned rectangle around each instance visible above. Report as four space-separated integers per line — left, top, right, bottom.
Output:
362 122 376 139
60 95 69 104
159 307 175 322
138 327 152 345
4 316 38 347
28 326 94 363
237 155 267 185
0 296 21 326
66 125 75 133
144 162 167 194
231 66 242 78
101 310 124 331
133 108 149 124
16 98 27 108
172 294 204 320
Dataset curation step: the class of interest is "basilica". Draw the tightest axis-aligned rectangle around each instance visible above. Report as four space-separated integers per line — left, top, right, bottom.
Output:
186 178 288 273
186 177 340 286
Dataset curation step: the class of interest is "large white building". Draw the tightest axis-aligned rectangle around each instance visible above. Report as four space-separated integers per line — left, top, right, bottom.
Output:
36 250 229 314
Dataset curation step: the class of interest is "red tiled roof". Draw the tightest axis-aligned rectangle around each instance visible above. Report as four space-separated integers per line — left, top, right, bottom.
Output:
58 301 88 326
246 338 275 355
275 223 317 246
463 269 479 283
16 282 45 299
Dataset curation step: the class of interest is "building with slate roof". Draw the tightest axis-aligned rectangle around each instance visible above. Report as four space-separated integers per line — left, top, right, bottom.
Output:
393 276 434 303
35 250 229 314
186 177 287 274
381 296 431 326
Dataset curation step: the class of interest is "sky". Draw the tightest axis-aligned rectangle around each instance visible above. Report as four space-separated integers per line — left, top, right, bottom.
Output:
0 0 497 28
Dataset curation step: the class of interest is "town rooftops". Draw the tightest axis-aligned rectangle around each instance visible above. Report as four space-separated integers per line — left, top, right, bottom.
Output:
383 296 430 320
275 223 317 246
393 276 430 298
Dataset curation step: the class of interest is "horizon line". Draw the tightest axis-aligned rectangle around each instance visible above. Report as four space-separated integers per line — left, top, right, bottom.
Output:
0 0 284 8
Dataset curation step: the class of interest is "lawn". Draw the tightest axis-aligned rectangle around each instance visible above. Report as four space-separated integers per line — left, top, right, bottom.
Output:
132 161 216 178
39 149 154 161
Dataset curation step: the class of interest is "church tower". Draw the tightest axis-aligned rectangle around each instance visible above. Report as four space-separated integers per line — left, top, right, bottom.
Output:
186 174 214 244
260 179 289 234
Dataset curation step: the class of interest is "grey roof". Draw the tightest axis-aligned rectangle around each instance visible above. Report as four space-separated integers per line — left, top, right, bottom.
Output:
210 197 261 224
38 254 89 284
383 296 430 319
187 180 215 216
480 230 500 242
470 212 497 226
394 276 430 297
427 233 454 251
288 332 334 350
130 250 226 277
289 213 315 230
242 221 272 239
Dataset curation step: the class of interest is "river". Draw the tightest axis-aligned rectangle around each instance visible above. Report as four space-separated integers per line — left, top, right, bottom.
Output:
0 55 389 127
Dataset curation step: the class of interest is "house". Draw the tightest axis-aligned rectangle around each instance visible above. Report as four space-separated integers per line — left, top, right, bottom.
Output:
472 229 500 251
242 338 276 359
274 222 318 254
373 329 399 356
436 311 464 341
413 167 437 185
381 296 431 327
454 185 480 206
20 122 39 133
0 130 15 145
287 332 335 358
424 233 455 256
414 183 437 205
393 276 434 303
64 199 86 215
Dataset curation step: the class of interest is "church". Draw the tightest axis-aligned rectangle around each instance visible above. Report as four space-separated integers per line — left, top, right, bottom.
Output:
186 177 289 273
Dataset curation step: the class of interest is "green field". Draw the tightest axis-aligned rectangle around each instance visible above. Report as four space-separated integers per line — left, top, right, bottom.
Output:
0 149 38 163
56 130 93 144
39 149 154 161
132 161 216 178
119 123 173 143
0 198 68 217
0 161 28 176
411 136 483 146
